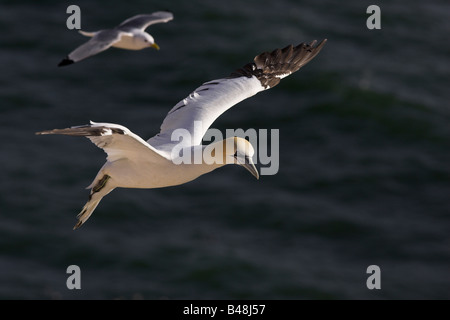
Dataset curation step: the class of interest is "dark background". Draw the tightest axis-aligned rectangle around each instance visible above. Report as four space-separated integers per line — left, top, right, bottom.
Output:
0 0 449 299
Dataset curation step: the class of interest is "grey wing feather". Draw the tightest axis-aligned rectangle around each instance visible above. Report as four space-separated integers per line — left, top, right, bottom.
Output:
66 30 123 63
118 11 174 30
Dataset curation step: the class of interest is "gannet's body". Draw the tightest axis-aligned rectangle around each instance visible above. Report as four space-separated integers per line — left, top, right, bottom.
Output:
39 40 327 229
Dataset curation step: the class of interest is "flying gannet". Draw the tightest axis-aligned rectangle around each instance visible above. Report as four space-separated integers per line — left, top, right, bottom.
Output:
58 11 174 67
39 39 327 229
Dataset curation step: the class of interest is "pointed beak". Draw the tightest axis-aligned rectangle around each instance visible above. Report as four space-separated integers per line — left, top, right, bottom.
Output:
237 155 259 180
150 43 160 50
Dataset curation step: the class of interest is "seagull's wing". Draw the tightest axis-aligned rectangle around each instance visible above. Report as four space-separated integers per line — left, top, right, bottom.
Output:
58 29 130 66
36 121 169 163
118 11 174 31
147 40 327 154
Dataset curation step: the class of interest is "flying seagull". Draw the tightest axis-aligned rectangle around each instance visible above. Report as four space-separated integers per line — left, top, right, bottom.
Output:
39 39 327 229
58 11 174 67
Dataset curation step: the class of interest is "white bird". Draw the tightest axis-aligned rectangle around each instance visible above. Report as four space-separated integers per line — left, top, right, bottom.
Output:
58 11 174 67
39 39 327 229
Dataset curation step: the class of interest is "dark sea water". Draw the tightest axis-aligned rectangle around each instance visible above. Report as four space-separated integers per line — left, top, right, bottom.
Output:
1 0 449 299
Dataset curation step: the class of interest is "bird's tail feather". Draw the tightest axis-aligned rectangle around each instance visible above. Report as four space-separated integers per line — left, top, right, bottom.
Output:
73 174 114 230
74 198 102 230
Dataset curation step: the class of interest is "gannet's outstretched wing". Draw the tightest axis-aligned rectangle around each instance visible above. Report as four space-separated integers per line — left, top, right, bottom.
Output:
147 40 327 155
37 121 168 163
118 11 174 31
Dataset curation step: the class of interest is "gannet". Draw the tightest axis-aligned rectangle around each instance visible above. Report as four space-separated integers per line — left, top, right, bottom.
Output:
58 11 174 67
39 39 327 229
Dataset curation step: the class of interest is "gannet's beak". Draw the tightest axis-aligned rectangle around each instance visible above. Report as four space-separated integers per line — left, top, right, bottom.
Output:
151 43 160 50
237 155 259 180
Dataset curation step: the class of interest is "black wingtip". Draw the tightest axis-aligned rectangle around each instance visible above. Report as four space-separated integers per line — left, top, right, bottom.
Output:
58 57 74 67
230 39 328 88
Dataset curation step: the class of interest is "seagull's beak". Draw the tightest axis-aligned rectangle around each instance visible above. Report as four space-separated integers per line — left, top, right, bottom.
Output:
237 155 259 180
151 43 160 50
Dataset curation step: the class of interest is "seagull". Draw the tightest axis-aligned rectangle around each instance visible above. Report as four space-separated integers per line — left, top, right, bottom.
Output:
39 39 327 229
58 11 174 67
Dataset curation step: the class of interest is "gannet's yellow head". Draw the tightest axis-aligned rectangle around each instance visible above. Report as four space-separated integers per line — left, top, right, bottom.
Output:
222 137 259 179
203 137 259 179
